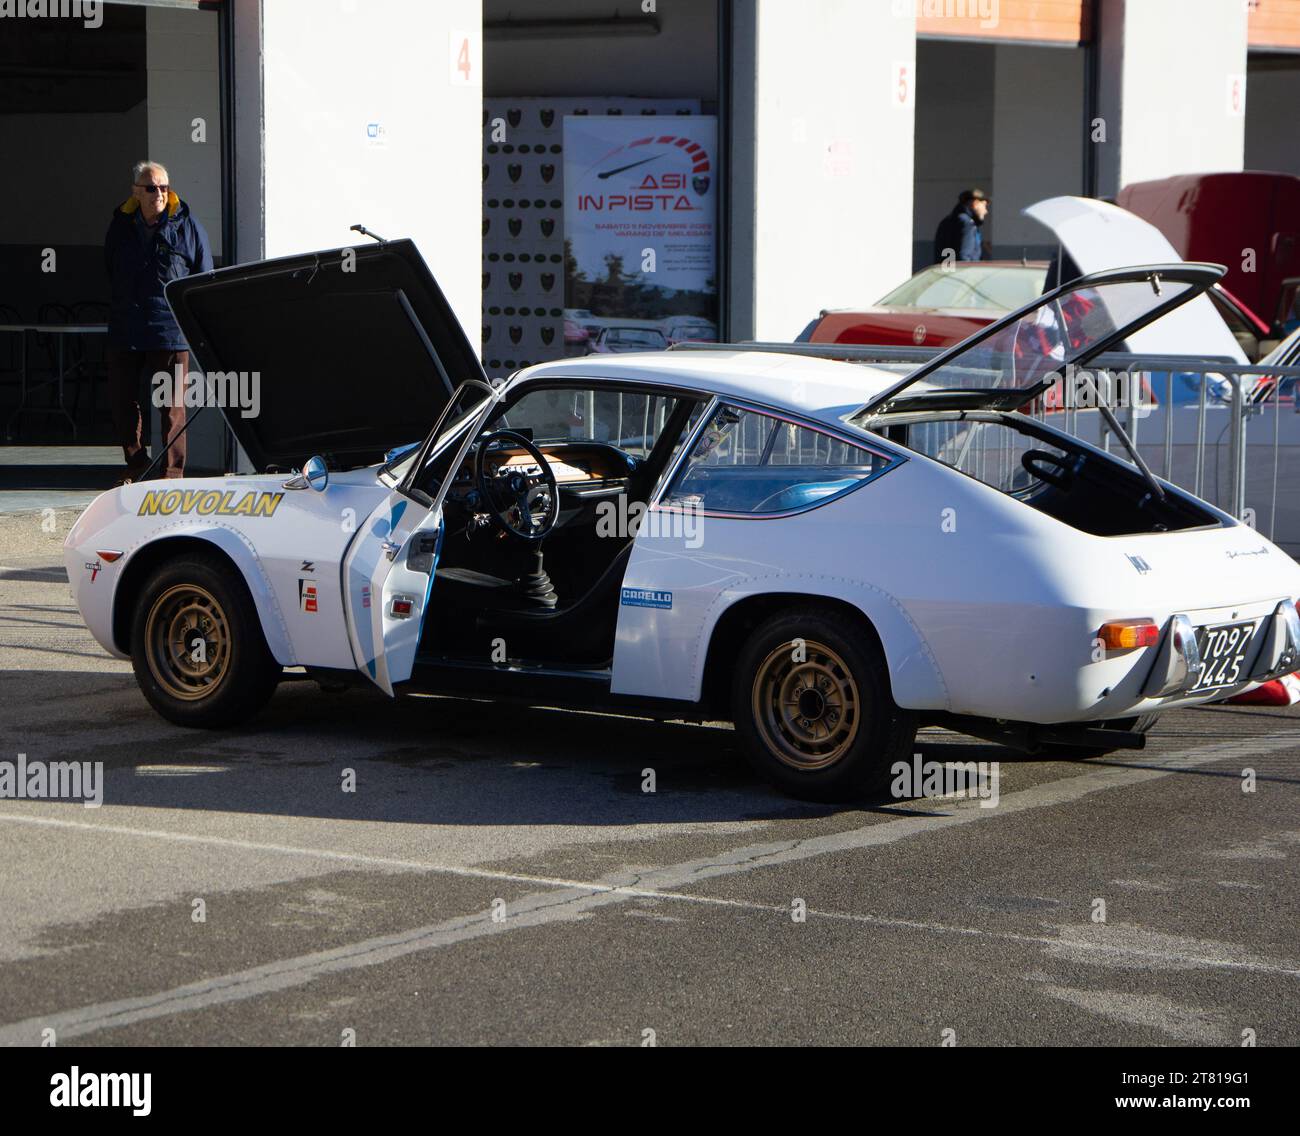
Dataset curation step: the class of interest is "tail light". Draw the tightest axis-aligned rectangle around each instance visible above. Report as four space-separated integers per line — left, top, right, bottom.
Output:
1098 619 1159 650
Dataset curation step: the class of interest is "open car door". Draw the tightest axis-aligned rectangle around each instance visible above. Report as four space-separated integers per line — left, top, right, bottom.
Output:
342 381 499 695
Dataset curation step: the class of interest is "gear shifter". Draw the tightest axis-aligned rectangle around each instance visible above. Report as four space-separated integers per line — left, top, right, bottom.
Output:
517 545 558 609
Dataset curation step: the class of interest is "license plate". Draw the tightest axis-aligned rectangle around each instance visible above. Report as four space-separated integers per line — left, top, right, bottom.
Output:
1191 620 1256 692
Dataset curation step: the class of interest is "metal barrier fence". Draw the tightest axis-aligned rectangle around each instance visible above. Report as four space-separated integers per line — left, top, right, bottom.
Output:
672 342 1300 555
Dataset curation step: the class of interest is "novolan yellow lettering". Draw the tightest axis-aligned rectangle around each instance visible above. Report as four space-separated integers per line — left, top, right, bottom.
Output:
136 489 283 518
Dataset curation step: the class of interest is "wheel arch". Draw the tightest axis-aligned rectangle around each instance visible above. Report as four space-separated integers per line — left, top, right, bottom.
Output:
699 584 950 715
111 532 295 665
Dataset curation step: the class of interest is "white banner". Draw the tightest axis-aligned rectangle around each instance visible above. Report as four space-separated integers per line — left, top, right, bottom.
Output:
563 115 717 327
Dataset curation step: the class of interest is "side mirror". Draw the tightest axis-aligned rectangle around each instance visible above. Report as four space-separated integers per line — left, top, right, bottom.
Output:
284 455 329 492
303 455 329 492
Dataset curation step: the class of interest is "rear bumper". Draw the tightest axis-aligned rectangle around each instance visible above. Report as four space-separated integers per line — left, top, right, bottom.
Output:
1143 601 1300 699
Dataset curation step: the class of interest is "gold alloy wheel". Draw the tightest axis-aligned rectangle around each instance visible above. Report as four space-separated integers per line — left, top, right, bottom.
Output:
143 583 232 701
751 638 861 770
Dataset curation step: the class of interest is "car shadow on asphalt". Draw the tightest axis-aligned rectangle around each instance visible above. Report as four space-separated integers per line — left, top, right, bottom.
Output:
6 669 1296 826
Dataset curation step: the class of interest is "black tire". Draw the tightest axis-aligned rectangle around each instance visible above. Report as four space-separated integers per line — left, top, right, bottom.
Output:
1063 713 1158 758
129 552 280 728
732 607 915 802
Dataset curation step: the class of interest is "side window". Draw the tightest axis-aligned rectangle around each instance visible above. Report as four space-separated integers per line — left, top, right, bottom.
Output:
662 404 890 515
906 418 1066 495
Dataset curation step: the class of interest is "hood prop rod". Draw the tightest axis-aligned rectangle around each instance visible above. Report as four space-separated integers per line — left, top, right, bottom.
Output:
1088 374 1166 501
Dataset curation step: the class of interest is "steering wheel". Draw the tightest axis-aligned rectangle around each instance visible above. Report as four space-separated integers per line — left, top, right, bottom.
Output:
474 429 559 541
1021 448 1078 491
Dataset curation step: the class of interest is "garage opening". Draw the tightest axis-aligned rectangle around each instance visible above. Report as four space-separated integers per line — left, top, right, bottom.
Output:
911 4 1092 274
0 0 228 508
481 0 721 376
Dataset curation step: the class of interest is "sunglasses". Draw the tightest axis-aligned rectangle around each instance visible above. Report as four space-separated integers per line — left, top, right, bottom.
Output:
134 184 170 195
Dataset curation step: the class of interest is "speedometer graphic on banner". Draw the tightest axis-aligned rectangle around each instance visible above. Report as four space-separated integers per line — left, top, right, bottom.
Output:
564 115 718 306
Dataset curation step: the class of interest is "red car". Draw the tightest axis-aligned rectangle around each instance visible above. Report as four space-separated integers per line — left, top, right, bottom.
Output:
1118 171 1300 336
802 261 1277 362
801 261 1048 349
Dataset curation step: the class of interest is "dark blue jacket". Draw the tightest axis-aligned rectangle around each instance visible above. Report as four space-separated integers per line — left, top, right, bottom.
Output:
105 192 212 350
933 204 990 264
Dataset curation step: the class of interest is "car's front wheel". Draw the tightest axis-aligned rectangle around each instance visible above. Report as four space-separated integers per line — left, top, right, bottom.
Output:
732 607 915 801
130 552 280 727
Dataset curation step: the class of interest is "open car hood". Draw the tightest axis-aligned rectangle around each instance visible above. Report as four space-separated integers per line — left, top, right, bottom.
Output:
1024 196 1247 364
165 239 486 471
852 262 1227 418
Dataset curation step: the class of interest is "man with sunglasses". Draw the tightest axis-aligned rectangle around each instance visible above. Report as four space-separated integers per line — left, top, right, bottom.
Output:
104 160 213 482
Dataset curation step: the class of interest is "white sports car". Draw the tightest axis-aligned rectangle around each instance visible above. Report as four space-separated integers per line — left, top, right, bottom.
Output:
65 241 1300 800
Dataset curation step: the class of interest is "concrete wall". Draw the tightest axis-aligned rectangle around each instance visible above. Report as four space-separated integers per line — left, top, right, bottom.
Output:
234 0 484 344
1096 0 1248 197
738 0 916 340
1245 56 1300 176
146 5 223 261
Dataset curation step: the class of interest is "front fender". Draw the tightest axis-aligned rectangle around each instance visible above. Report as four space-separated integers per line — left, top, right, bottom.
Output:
136 523 296 665
93 523 296 666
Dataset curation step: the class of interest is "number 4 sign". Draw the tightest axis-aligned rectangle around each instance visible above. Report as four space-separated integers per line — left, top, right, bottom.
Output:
450 29 480 86
893 61 913 109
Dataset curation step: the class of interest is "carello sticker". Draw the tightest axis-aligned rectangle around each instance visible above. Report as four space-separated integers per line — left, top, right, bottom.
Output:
621 587 671 610
137 488 283 518
298 580 318 613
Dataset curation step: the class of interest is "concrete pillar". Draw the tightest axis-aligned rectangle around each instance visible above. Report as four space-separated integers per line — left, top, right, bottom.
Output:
230 0 483 341
145 6 223 261
1095 0 1247 198
729 0 916 342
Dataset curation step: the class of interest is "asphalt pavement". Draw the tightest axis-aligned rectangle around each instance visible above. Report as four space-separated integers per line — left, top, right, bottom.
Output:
1 507 1298 1046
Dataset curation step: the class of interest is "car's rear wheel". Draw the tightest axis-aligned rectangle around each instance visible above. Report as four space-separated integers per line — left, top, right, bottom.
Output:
732 607 915 801
130 553 280 727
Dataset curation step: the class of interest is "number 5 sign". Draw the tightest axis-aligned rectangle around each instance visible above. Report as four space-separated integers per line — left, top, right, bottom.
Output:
893 61 913 109
450 29 481 87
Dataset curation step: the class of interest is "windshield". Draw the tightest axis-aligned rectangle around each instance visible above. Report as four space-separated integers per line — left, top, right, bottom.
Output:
853 265 1219 418
386 379 499 493
879 264 1047 311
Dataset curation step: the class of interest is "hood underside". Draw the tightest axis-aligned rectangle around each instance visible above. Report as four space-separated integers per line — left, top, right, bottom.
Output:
165 239 486 471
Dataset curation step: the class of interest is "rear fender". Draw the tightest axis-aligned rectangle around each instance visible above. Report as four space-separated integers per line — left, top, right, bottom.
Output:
703 576 951 711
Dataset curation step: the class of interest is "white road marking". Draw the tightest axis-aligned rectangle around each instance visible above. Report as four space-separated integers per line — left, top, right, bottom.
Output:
1 731 1297 1044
